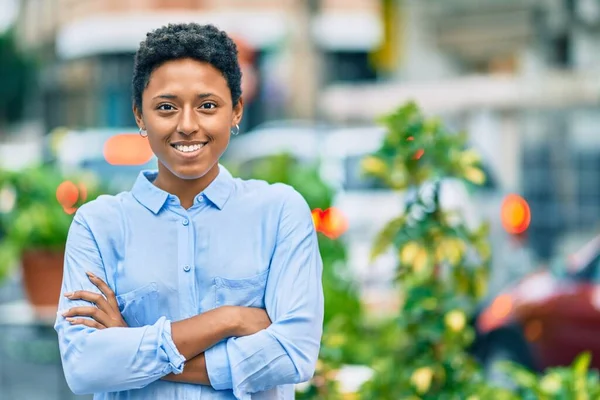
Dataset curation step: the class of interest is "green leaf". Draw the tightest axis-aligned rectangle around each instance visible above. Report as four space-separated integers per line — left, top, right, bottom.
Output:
370 215 405 262
499 361 538 388
572 351 592 376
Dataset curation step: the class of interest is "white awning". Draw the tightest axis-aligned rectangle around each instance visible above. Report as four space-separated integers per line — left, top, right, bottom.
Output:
321 72 600 121
56 11 288 59
312 11 382 51
56 10 382 60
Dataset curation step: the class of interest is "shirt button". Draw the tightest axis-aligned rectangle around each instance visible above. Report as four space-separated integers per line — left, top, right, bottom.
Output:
182 219 189 226
183 265 191 272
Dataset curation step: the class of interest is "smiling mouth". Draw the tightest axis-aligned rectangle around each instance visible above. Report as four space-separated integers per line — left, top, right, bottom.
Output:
170 142 208 153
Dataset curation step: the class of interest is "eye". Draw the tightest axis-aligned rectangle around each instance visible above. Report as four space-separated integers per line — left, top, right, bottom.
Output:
157 104 176 111
200 102 217 110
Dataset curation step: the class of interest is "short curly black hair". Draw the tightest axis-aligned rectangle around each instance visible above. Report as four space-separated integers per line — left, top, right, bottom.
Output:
132 23 242 110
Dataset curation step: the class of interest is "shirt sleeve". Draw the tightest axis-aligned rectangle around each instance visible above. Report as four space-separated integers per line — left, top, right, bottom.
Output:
205 187 324 399
54 212 186 395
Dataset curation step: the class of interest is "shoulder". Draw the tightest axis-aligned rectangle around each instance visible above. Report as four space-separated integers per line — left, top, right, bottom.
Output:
74 192 128 229
234 179 314 240
234 178 310 214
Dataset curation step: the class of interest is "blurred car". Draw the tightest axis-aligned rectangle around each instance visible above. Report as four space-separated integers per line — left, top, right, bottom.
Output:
224 120 327 167
52 128 157 193
472 234 600 381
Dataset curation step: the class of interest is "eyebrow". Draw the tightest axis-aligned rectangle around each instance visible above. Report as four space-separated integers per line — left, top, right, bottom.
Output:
152 93 216 100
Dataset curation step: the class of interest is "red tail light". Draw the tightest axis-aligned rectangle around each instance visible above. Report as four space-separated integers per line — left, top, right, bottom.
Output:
501 194 531 235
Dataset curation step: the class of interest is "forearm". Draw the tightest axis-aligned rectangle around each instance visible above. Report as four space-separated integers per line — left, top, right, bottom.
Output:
164 306 246 386
206 322 321 395
57 317 185 395
162 353 210 385
171 306 239 360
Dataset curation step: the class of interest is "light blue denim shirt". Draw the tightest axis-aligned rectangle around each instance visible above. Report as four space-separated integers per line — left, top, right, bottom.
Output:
54 166 324 399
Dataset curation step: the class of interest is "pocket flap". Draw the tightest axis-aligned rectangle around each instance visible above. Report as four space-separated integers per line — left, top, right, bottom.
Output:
215 270 269 289
116 282 158 309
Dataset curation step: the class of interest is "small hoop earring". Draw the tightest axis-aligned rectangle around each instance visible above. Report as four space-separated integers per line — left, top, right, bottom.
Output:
231 124 240 136
139 127 148 138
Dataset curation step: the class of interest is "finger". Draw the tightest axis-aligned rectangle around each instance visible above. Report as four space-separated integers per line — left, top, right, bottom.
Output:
62 306 101 318
66 317 106 330
64 290 111 313
86 272 119 310
62 306 111 326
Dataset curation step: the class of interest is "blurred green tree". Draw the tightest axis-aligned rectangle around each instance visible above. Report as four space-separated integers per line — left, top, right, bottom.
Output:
0 28 36 132
501 352 600 400
358 102 509 399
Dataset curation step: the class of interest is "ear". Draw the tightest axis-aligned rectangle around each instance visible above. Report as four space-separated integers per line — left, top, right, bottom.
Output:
232 96 244 126
132 103 144 130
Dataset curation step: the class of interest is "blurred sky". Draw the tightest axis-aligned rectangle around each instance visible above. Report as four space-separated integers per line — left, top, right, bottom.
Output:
0 0 18 33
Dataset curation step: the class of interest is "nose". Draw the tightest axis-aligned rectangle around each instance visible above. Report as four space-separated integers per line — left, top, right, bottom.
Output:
176 107 199 136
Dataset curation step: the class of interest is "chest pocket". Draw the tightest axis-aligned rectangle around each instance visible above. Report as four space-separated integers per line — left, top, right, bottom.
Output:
116 282 160 327
214 270 269 309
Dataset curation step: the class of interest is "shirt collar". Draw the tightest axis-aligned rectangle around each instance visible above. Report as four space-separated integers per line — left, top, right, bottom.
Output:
131 164 235 214
201 165 235 210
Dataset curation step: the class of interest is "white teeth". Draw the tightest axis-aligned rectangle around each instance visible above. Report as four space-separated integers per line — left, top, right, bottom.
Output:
174 143 204 153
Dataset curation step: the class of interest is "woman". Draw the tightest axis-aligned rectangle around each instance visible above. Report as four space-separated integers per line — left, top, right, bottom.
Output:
55 23 324 400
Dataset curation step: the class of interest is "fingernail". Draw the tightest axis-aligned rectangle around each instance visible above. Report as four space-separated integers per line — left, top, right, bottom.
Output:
64 292 73 297
86 272 96 278
66 318 75 323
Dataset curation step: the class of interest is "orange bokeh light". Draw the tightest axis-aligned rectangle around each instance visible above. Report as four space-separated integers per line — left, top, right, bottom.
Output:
56 181 79 208
413 149 425 160
56 181 90 214
478 293 514 333
489 294 513 320
62 206 77 215
311 209 322 230
524 319 543 342
501 194 531 234
312 207 348 239
103 134 153 166
78 183 88 203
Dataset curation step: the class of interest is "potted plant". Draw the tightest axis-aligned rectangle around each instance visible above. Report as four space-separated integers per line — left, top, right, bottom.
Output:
0 164 104 317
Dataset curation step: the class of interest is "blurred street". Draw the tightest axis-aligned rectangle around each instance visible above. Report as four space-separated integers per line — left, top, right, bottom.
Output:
3 0 600 398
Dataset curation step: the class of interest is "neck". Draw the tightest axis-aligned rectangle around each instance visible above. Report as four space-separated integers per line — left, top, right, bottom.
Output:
153 163 220 209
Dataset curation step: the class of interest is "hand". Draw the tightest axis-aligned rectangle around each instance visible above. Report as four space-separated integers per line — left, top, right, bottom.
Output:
232 306 272 337
62 272 128 329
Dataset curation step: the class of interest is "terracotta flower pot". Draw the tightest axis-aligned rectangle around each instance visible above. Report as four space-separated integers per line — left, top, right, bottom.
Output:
21 248 65 318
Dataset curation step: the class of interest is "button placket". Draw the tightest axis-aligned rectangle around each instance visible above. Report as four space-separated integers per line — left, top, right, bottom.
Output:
177 213 196 318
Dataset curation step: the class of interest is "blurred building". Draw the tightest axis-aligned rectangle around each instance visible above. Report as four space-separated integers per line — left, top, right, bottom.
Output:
14 0 600 262
323 0 600 263
15 0 382 132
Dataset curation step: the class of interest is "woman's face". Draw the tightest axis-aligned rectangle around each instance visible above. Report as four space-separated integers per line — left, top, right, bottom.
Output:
134 58 243 180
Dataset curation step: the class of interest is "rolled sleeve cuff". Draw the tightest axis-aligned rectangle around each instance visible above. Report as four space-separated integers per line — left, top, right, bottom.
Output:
205 340 233 390
159 318 186 375
228 329 287 371
228 329 291 396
